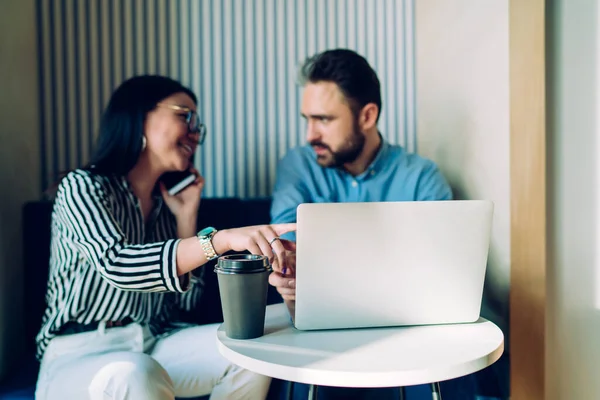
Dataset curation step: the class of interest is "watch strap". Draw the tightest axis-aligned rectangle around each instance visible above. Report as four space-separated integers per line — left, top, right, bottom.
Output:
197 227 218 261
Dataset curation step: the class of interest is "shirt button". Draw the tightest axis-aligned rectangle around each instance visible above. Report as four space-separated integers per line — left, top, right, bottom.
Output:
370 170 376 176
351 180 358 187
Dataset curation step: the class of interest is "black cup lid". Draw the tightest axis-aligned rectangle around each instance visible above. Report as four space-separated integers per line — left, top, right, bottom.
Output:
215 254 271 273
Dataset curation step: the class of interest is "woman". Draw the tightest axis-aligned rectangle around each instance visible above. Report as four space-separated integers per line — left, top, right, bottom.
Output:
35 75 294 400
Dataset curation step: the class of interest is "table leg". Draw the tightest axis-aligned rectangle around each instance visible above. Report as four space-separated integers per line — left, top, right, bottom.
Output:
399 386 406 400
286 381 294 400
307 384 318 400
430 382 442 400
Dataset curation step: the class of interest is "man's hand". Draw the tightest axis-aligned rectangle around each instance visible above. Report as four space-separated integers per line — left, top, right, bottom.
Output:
269 239 297 301
269 270 296 301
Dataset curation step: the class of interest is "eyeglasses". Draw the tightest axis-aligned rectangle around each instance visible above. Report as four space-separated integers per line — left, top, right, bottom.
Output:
157 103 207 145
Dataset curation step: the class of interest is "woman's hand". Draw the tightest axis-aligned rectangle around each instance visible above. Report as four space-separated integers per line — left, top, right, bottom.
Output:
212 224 296 266
160 169 204 221
174 223 296 277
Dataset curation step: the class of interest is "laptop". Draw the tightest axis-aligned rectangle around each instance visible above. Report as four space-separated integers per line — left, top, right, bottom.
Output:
293 200 494 331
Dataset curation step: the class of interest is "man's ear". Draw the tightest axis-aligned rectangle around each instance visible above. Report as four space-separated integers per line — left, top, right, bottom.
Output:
358 103 379 131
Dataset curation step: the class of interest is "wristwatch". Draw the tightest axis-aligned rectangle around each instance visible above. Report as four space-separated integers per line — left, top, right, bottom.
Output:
197 227 218 261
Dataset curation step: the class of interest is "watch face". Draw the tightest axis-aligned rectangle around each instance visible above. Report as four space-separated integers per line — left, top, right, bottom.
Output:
198 227 216 238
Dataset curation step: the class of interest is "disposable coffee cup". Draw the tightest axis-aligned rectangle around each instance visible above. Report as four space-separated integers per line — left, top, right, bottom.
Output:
215 254 272 339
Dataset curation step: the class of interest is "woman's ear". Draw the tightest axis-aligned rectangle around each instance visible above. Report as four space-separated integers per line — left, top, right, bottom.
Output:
358 103 379 131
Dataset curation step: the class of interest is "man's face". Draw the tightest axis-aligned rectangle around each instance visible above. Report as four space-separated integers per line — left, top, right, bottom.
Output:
301 81 365 168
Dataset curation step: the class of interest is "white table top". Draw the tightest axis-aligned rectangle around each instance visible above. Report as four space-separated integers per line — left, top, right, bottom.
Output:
216 303 504 388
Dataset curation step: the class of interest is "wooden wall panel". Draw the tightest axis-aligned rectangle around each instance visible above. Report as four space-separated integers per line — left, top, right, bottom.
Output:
509 0 546 398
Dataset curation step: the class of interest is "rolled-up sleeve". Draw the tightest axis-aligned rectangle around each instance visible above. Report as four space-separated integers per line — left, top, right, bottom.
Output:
55 171 189 293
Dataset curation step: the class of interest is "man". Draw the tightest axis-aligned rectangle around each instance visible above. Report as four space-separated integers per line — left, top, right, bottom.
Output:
268 49 456 399
270 48 452 299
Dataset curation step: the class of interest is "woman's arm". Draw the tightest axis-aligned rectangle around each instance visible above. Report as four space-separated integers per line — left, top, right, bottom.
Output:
56 171 189 292
58 171 295 292
174 224 296 276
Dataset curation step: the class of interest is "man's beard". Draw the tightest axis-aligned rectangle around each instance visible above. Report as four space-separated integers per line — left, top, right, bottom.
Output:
310 121 365 168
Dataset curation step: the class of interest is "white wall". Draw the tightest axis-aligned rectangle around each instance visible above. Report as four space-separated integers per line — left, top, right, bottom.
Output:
0 0 40 378
414 0 510 334
546 0 600 398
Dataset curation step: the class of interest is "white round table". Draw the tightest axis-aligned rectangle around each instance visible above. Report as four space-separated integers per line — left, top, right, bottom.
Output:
217 303 504 400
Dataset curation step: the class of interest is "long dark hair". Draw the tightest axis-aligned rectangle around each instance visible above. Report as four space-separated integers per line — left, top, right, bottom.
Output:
44 75 197 199
87 75 197 175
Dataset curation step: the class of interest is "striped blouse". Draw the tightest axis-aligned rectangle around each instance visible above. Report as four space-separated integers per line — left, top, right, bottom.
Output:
36 169 203 359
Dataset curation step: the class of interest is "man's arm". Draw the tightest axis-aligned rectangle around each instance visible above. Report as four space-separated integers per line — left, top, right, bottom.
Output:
270 150 313 241
270 150 313 317
415 161 453 201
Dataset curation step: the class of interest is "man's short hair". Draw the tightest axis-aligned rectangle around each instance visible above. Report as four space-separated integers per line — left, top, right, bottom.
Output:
299 49 382 121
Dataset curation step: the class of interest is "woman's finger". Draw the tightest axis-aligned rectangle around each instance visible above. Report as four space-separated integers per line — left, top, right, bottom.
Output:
159 182 172 200
263 226 295 271
244 240 262 258
188 168 204 186
272 223 297 236
269 237 287 259
264 235 287 271
254 231 275 261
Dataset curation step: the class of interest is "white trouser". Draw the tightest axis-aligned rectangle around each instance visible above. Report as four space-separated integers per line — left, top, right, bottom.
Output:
35 322 271 400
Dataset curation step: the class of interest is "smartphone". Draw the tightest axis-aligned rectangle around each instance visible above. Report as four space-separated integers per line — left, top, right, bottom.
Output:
161 170 196 196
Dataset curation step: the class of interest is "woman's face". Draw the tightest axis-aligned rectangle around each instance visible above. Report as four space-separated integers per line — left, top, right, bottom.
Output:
143 92 199 173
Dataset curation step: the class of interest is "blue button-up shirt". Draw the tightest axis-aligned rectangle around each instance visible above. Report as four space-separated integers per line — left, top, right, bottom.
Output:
270 140 453 240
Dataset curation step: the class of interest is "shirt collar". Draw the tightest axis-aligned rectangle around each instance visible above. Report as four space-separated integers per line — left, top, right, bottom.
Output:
354 135 391 181
119 175 164 209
